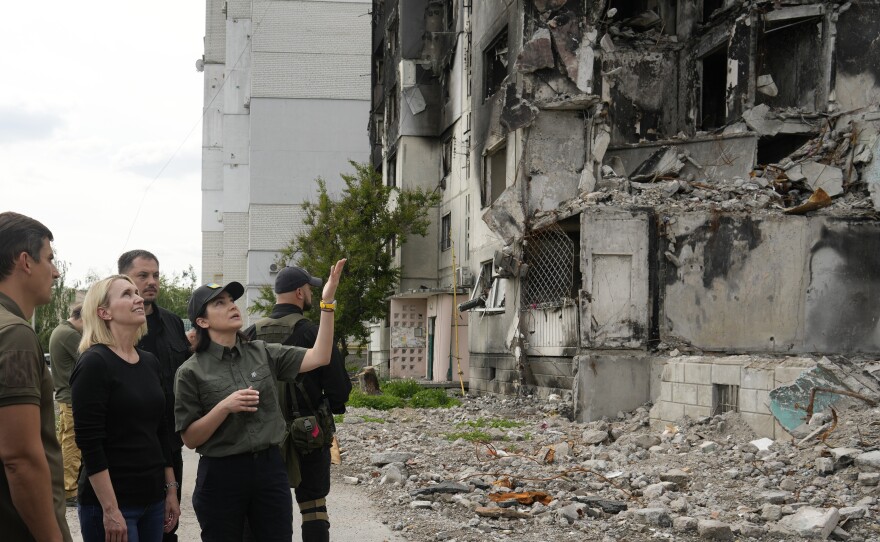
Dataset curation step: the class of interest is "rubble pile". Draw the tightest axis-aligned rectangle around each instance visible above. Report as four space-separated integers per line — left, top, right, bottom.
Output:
335 394 880 541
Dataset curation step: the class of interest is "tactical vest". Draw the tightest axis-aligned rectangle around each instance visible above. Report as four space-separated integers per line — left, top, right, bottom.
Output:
253 312 305 344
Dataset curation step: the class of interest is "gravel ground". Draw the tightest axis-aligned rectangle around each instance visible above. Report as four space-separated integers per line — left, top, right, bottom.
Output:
332 393 880 542
66 447 404 542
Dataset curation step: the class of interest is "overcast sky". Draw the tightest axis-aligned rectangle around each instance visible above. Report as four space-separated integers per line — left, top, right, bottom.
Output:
1 2 206 286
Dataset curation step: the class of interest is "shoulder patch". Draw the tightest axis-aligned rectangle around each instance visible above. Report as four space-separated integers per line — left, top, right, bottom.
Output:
0 350 40 388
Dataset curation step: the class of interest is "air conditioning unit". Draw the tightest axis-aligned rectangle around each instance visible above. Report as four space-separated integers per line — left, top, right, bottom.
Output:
455 267 474 287
269 263 279 274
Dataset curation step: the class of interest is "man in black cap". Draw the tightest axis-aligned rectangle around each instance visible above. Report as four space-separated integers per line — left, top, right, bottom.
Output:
118 250 190 542
244 266 351 542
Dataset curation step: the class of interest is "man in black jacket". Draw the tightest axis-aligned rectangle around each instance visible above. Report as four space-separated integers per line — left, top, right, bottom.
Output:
245 265 351 542
118 250 190 542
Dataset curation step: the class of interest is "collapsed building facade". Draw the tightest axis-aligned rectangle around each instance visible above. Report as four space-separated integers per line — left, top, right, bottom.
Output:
369 0 880 438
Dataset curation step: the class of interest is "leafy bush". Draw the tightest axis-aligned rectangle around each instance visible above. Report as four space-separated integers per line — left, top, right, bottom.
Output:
381 379 423 399
409 388 460 409
346 389 405 410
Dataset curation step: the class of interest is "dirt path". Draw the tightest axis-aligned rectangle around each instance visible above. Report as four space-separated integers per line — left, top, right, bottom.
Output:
65 447 405 541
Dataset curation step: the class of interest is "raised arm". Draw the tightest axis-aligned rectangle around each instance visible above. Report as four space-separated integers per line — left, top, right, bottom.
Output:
301 259 346 372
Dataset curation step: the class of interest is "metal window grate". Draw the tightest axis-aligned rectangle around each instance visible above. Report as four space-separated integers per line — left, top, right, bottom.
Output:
522 223 575 309
713 384 739 415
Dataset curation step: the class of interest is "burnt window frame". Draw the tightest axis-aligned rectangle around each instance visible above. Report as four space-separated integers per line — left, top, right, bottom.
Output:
483 26 509 102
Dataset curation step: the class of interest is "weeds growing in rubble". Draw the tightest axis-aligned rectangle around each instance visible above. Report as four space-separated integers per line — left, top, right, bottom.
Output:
443 429 494 442
346 384 461 410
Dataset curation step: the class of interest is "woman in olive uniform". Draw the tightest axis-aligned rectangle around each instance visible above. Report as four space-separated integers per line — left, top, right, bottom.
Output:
174 259 345 542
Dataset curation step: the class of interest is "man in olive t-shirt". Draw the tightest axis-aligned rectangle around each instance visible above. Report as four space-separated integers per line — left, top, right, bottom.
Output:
0 212 71 542
49 304 83 504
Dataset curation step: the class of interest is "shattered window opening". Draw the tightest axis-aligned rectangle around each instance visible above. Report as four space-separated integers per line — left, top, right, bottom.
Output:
756 14 823 110
387 153 397 188
441 212 452 251
484 143 507 207
483 27 509 100
468 260 505 313
699 46 728 130
522 223 576 309
441 136 453 180
713 384 740 415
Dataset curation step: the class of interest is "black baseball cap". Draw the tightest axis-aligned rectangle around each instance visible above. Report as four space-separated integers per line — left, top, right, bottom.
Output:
187 281 245 321
275 266 322 294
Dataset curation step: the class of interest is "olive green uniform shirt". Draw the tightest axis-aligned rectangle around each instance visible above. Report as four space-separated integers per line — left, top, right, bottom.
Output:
48 320 81 404
174 338 306 457
0 292 73 542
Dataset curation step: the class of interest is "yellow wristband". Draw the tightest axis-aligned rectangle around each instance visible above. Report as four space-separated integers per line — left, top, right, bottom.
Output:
320 300 336 311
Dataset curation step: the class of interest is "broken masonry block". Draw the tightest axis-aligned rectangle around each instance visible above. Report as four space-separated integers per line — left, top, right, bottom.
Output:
757 74 779 97
629 146 685 181
515 28 554 73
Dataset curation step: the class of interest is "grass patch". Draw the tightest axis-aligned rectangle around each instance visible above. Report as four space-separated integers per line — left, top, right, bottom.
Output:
381 379 423 399
362 415 386 423
347 389 405 410
409 389 461 409
333 414 344 424
458 417 525 429
444 429 493 442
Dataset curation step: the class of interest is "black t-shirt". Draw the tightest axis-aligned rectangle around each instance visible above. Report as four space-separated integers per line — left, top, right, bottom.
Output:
71 345 171 506
140 309 161 359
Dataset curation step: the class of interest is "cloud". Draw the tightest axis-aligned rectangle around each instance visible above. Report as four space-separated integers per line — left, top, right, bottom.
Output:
0 106 64 143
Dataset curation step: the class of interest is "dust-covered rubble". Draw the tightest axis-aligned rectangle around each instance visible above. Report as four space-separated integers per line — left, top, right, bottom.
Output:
333 394 880 541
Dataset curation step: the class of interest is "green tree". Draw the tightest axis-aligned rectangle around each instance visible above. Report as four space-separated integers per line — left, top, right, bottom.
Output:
158 265 198 321
252 161 440 356
34 260 76 352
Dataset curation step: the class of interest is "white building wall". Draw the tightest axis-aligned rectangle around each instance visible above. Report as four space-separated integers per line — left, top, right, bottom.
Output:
200 0 371 322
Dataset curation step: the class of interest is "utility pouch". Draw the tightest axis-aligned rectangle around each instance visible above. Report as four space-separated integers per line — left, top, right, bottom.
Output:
289 415 325 451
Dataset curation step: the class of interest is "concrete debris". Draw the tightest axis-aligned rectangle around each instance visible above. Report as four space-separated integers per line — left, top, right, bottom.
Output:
793 161 844 197
500 84 539 132
599 33 615 53
743 104 785 136
629 146 686 181
757 74 779 97
776 506 840 539
335 394 880 541
515 28 554 73
549 15 580 83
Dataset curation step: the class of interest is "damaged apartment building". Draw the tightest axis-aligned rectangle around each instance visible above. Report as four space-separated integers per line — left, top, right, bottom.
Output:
368 0 880 438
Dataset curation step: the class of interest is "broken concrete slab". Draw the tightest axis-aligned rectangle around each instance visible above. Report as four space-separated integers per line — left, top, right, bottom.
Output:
482 182 525 245
629 146 685 181
794 161 844 197
550 15 580 83
500 84 539 132
743 104 784 136
515 28 554 73
775 506 839 540
600 33 615 53
757 74 779 97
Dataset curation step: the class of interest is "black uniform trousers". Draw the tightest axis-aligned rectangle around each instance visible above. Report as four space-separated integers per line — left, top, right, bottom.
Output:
242 445 331 542
194 446 293 542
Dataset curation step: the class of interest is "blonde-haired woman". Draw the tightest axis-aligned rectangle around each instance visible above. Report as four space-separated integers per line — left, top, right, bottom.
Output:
71 275 180 542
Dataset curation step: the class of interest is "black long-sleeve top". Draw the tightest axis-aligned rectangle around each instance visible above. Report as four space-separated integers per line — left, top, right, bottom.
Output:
71 345 172 506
